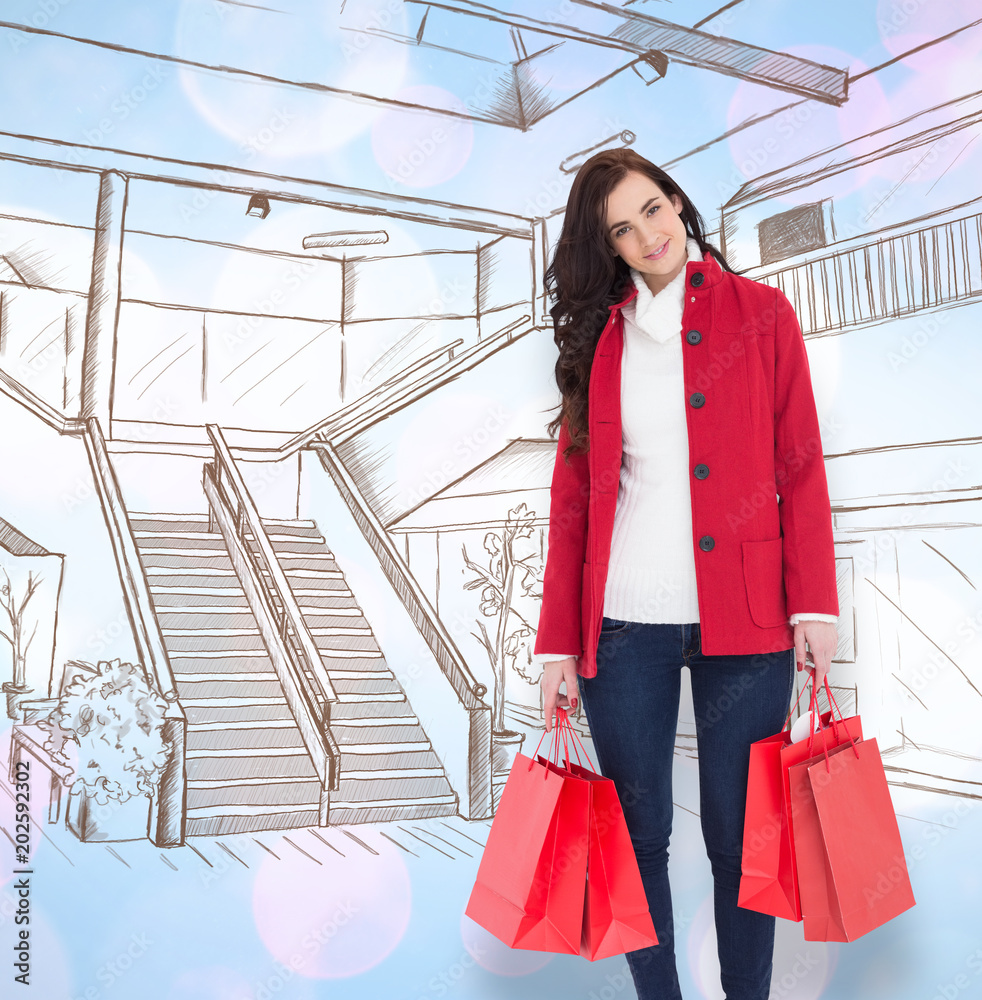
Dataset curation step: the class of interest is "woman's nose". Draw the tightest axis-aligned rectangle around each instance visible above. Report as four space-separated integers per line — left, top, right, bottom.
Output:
638 219 661 242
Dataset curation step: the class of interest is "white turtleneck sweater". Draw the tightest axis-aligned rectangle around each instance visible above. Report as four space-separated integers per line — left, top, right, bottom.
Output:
533 237 835 668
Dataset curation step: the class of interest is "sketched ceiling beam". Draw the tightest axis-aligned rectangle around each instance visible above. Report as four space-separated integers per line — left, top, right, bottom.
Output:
0 130 534 239
406 0 849 106
725 89 982 208
0 19 520 130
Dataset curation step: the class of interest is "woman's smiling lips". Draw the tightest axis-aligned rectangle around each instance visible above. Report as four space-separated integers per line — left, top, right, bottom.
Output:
644 240 669 260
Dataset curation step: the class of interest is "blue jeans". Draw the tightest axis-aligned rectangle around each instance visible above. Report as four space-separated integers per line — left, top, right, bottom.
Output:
577 619 794 1000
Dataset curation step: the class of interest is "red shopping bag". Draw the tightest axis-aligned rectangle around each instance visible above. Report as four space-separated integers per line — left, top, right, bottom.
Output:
466 728 590 953
792 737 915 941
739 676 861 921
560 746 657 960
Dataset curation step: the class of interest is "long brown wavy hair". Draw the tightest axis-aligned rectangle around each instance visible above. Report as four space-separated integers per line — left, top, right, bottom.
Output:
544 148 734 459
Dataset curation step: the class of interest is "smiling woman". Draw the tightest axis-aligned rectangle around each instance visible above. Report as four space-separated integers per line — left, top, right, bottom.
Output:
604 172 690 296
533 147 839 1000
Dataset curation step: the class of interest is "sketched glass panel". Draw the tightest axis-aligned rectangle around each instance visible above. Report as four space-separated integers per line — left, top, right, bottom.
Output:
345 252 478 323
113 301 205 425
0 160 98 416
122 230 343 321
204 313 342 431
0 286 86 414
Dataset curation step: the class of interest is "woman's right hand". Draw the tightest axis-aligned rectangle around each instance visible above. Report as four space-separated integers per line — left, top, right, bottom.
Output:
541 656 580 732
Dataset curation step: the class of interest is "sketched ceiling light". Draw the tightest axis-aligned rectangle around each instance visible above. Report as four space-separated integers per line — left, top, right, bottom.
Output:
632 50 669 85
246 193 271 219
302 231 389 249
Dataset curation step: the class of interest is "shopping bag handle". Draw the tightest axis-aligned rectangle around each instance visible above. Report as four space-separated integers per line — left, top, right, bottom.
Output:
823 676 860 760
527 708 598 775
555 708 598 772
787 669 855 745
805 673 861 771
527 707 577 775
784 671 814 731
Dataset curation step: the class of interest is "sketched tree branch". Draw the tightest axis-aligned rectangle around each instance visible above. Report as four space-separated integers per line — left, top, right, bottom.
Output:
462 502 543 732
0 567 43 691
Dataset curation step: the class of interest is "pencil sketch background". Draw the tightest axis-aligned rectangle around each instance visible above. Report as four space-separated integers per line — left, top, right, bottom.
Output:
0 2 980 998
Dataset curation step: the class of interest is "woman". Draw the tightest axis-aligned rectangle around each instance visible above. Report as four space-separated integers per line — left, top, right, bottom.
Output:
533 149 839 1000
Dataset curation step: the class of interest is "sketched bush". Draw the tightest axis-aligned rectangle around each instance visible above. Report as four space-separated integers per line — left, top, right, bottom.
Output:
47 659 170 805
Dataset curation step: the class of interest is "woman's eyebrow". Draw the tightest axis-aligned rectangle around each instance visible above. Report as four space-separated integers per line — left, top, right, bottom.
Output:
607 196 659 234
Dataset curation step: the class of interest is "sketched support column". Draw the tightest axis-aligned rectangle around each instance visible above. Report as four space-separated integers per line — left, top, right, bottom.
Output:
530 216 549 329
339 255 356 404
80 170 128 434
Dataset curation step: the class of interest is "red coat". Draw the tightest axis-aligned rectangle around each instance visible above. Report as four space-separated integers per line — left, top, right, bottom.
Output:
533 249 839 678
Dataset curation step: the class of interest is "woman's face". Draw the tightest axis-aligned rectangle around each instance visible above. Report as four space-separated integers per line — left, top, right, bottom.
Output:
604 171 688 296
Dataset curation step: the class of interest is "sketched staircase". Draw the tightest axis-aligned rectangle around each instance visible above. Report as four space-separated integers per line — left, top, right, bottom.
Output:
130 513 458 836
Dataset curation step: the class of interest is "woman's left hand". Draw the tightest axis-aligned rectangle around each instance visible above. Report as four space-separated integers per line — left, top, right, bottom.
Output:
793 620 838 689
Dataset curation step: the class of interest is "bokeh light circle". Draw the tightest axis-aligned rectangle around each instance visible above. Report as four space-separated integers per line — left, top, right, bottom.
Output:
726 46 890 204
460 913 554 976
687 892 836 998
252 831 411 979
372 86 474 188
164 964 254 1000
174 0 409 157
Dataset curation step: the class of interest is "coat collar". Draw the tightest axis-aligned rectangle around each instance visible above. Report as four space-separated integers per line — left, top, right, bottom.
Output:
608 247 723 310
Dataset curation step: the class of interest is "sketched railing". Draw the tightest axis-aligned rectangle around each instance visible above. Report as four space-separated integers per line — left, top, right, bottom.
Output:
202 423 341 818
311 437 487 706
310 436 492 819
764 211 982 336
327 314 532 443
82 417 187 848
275 336 466 456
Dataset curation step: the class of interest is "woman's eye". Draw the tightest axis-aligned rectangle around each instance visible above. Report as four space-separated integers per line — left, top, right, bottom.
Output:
647 205 659 216
616 226 628 237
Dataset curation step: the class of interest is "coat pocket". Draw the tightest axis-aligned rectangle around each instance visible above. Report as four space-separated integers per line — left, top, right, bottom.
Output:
741 538 788 628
